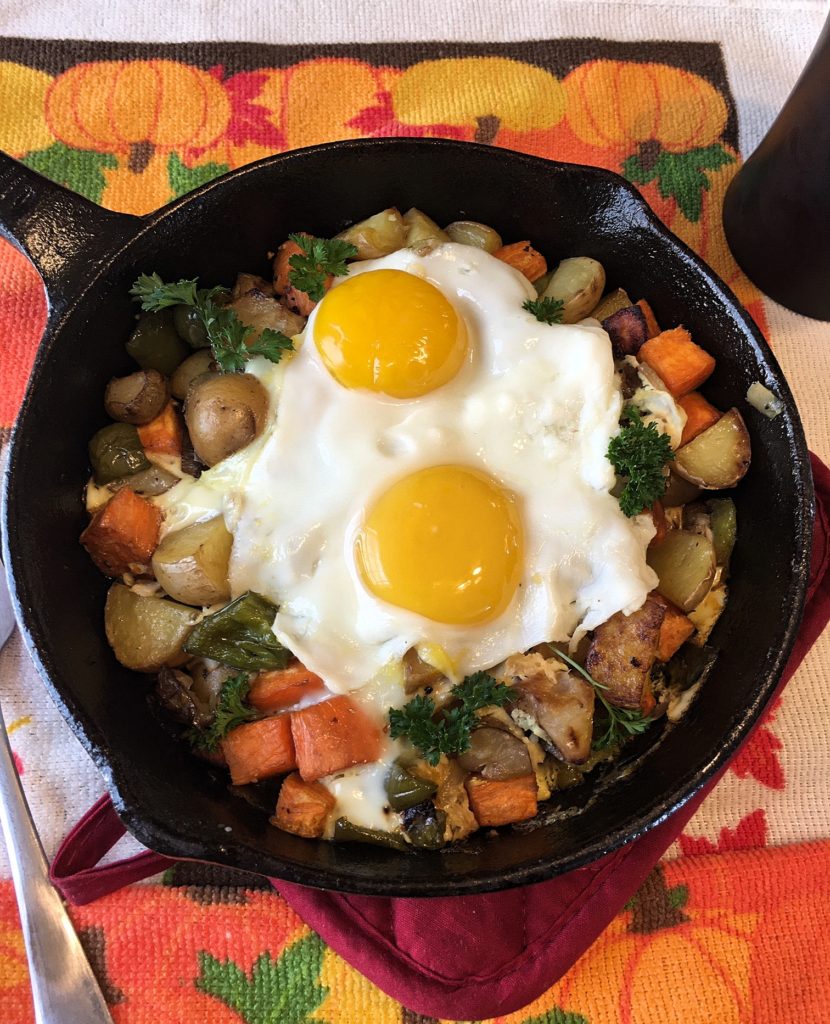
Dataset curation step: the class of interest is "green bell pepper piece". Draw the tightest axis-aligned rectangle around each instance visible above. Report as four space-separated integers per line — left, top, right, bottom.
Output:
173 304 210 349
332 817 409 851
183 591 291 671
127 309 190 374
89 422 150 484
401 802 446 850
384 762 438 811
708 498 737 568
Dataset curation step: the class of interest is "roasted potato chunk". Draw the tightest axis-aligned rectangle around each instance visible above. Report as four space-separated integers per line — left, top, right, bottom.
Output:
673 408 751 489
336 207 406 259
590 287 632 322
541 257 606 323
403 207 449 252
647 530 717 612
230 288 305 340
104 369 169 425
151 515 233 606
105 583 200 672
585 598 666 709
503 652 595 764
171 350 216 400
444 219 503 253
184 372 268 467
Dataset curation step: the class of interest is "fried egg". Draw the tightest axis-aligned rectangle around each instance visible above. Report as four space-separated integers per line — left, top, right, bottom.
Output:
168 242 658 692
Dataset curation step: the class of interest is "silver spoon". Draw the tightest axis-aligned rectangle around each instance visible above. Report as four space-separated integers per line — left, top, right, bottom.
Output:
0 565 113 1023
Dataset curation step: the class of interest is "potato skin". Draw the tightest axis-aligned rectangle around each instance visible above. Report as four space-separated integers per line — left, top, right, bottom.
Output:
673 408 751 489
184 372 268 467
151 515 233 606
105 583 200 672
585 598 666 709
171 350 216 400
104 369 169 425
541 257 606 324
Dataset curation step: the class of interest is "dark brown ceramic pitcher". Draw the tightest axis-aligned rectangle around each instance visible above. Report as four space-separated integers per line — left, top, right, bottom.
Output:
723 17 830 321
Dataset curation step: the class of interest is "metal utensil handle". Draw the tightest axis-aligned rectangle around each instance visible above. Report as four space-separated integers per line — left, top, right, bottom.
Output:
0 701 113 1023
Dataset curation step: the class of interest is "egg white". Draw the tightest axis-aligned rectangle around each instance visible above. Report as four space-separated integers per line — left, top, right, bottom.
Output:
157 244 650 692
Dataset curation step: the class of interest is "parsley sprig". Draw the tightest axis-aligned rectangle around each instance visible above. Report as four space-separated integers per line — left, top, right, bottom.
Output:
187 673 257 753
523 296 565 325
287 234 358 302
130 273 294 374
607 405 674 517
389 671 512 766
130 273 199 310
551 647 651 751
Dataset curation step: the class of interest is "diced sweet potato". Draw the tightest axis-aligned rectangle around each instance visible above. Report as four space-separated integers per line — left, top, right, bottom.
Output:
249 665 327 712
272 772 335 839
290 696 383 782
137 402 183 457
273 233 328 316
222 714 296 785
636 298 661 339
493 241 547 282
466 774 538 827
638 327 716 398
650 500 668 547
602 304 648 358
653 596 696 663
585 598 666 709
80 486 162 576
678 391 722 446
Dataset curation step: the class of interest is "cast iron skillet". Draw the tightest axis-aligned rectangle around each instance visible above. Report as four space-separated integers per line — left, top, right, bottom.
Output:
0 139 814 895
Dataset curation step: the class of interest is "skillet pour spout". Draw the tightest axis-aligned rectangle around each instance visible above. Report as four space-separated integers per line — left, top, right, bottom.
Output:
0 139 814 896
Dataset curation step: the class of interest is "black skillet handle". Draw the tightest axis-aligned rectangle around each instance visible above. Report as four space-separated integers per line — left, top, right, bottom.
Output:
0 150 141 325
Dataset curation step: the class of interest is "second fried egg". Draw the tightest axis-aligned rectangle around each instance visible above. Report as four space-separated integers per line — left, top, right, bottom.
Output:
218 243 657 691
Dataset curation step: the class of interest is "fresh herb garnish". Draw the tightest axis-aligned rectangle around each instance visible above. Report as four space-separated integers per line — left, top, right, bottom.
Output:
551 647 651 751
287 234 358 302
389 671 512 766
522 295 565 325
130 274 294 373
607 405 674 517
187 673 256 752
130 273 199 310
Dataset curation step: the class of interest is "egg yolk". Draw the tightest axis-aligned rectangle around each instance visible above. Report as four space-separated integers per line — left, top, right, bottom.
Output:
313 269 467 398
354 465 524 625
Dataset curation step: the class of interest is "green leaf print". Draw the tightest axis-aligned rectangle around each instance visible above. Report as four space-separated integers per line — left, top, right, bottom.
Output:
21 142 117 204
668 883 690 910
196 932 329 1024
168 152 229 198
523 1009 591 1024
623 142 735 222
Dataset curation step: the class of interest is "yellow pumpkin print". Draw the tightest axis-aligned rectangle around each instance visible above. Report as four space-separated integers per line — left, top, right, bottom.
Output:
0 62 54 155
392 57 566 143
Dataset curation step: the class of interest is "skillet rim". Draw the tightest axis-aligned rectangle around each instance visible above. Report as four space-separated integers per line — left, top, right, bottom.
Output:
1 137 815 894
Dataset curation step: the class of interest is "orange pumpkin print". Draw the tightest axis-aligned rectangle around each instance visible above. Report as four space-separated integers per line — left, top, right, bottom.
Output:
282 58 386 150
99 150 172 215
564 61 728 154
543 867 758 1024
183 67 286 172
45 60 231 170
70 885 305 1001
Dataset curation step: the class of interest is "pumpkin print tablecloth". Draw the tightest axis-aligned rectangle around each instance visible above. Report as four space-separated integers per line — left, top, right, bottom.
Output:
1 3 829 1021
